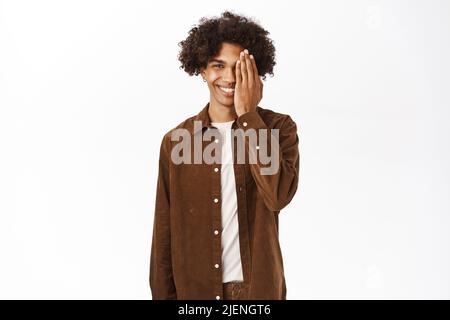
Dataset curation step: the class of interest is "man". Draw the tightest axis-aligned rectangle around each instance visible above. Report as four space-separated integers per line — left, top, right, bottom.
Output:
150 11 300 300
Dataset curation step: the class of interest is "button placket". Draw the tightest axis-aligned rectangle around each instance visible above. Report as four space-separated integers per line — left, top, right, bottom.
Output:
210 158 222 300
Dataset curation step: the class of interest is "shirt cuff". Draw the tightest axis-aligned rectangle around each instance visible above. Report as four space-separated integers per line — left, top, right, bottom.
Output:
236 111 269 130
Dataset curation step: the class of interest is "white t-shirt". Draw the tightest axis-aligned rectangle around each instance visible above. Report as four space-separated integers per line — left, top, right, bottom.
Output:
210 120 244 283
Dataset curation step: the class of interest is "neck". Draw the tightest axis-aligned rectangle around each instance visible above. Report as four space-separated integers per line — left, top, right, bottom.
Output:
208 98 237 123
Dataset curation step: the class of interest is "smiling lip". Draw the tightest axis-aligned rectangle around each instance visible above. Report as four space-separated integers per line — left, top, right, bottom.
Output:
216 85 235 97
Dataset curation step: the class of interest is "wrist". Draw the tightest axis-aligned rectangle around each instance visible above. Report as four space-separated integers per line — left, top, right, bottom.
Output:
235 105 256 117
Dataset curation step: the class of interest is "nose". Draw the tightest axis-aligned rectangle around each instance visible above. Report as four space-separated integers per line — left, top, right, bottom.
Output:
221 66 236 83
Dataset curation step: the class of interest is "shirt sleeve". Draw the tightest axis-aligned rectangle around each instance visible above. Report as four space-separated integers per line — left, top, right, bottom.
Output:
149 134 177 299
236 111 300 212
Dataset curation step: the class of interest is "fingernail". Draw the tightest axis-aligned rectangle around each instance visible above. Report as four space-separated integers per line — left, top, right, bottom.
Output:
244 49 249 54
250 55 254 59
240 51 244 57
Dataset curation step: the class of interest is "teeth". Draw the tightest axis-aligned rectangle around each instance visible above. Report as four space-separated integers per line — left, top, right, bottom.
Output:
218 86 235 93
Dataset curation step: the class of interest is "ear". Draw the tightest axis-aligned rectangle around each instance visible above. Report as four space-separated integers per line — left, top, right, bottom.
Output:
200 69 207 82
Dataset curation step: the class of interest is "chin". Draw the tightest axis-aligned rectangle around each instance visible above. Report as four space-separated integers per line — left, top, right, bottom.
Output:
221 100 234 108
222 99 234 106
212 94 233 107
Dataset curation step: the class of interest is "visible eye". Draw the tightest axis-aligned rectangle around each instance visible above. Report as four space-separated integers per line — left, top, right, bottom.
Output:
213 64 224 69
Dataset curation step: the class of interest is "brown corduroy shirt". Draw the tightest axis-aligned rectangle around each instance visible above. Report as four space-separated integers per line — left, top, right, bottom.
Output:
149 102 300 300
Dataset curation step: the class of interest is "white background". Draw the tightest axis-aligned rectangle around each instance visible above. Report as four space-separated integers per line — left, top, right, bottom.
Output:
1 0 449 299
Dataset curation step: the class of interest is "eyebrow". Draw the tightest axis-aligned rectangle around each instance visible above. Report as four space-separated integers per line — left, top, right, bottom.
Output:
208 59 235 65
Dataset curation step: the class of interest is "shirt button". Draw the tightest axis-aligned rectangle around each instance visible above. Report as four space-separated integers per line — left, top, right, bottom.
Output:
256 145 260 150
213 198 219 203
243 121 248 127
215 138 219 143
214 230 219 235
216 295 221 300
214 167 219 172
239 186 242 191
215 264 220 269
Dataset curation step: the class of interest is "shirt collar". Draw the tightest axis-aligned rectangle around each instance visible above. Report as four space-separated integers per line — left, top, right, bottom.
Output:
191 102 262 135
192 102 212 135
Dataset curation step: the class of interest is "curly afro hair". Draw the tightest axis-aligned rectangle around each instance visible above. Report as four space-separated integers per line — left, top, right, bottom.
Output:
177 11 276 81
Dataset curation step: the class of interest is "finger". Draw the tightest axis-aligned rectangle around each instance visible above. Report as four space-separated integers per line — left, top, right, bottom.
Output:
245 51 254 87
240 51 248 85
260 77 264 98
235 60 242 84
250 55 260 86
250 55 261 93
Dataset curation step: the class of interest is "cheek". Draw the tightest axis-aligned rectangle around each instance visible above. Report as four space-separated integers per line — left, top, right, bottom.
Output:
206 71 221 83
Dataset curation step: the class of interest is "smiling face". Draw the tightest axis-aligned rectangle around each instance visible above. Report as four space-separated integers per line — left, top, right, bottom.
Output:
200 42 244 108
